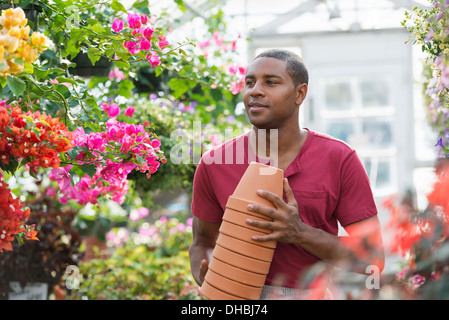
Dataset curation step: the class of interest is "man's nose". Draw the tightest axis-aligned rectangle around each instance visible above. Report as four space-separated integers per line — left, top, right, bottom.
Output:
249 82 265 97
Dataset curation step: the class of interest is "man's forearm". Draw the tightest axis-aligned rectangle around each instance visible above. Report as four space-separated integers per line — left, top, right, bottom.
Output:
189 242 214 285
295 223 384 274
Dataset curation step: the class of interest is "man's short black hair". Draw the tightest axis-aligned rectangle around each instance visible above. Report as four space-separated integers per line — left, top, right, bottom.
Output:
254 49 309 86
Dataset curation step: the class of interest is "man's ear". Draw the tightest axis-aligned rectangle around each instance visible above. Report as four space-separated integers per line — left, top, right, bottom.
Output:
295 83 308 106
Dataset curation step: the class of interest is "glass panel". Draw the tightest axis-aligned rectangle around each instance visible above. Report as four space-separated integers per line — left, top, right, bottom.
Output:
362 118 393 149
360 78 390 108
376 160 391 189
323 120 355 143
363 157 392 190
323 79 352 111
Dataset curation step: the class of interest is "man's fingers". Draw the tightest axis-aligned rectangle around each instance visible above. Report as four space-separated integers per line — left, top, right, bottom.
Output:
199 259 209 283
283 178 297 206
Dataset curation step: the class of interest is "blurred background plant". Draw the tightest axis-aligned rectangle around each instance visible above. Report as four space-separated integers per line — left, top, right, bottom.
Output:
0 0 248 300
402 0 449 158
65 214 200 300
0 177 83 299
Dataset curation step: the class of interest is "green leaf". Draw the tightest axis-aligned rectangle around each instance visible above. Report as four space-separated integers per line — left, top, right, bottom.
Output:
81 163 97 178
6 75 26 97
67 147 81 160
174 0 186 12
0 76 6 88
111 0 128 14
33 67 48 79
168 78 189 98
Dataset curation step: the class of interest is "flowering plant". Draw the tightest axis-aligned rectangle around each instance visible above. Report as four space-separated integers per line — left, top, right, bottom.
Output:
0 182 82 299
0 171 36 252
0 100 73 176
403 0 449 157
48 103 165 206
67 213 198 300
0 7 48 76
381 160 449 298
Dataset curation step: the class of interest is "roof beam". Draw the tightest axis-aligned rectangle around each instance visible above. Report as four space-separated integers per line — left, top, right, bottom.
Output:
388 0 432 9
251 0 322 35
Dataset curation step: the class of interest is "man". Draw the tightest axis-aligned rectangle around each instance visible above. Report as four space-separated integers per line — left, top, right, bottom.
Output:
189 49 384 299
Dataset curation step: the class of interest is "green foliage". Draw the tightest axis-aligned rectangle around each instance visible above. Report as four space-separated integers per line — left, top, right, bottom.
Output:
402 2 449 157
67 217 200 300
0 183 83 299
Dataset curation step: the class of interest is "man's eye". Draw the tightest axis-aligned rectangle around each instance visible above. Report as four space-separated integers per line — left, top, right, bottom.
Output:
267 80 278 85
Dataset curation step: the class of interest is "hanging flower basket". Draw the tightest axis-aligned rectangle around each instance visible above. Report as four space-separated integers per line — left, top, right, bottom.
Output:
69 51 112 77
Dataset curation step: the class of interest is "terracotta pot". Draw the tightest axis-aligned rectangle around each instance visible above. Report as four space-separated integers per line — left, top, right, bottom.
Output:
222 208 271 233
209 257 266 287
226 196 274 221
201 162 284 300
205 269 262 300
219 220 277 249
216 232 275 262
200 279 244 300
231 161 284 207
212 244 271 274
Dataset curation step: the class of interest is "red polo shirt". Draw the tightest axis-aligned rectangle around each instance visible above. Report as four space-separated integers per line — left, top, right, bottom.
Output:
191 128 378 288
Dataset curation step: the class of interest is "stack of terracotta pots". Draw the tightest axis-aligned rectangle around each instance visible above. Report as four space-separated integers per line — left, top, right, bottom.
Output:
200 161 284 300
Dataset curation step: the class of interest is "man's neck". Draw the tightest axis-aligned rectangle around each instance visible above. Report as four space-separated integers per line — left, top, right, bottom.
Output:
249 126 307 169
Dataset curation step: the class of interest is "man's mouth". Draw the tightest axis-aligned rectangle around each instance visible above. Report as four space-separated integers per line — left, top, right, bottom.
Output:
248 102 268 111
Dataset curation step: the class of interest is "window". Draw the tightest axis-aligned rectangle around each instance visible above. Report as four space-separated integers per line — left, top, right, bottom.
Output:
319 74 396 195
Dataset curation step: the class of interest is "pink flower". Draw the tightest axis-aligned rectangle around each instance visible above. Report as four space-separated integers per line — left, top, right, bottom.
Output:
124 41 140 54
140 14 148 25
46 187 57 198
230 77 245 95
87 132 106 150
108 67 126 80
197 40 210 49
73 127 87 146
130 207 149 222
159 216 168 223
142 27 154 40
137 207 149 219
158 35 169 49
103 103 120 117
127 13 141 29
212 31 224 46
151 138 161 149
49 166 72 190
112 18 124 33
146 51 161 68
228 63 238 75
209 134 222 146
124 106 135 117
140 39 151 50
120 135 133 154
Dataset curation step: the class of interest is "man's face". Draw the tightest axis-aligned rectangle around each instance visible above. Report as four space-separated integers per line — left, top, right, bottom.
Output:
243 57 301 130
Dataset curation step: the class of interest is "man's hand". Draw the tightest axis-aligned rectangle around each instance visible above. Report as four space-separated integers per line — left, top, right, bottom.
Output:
198 259 209 285
246 178 306 243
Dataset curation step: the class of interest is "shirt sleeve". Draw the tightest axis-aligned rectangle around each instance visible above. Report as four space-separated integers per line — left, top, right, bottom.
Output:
334 150 378 227
191 160 224 224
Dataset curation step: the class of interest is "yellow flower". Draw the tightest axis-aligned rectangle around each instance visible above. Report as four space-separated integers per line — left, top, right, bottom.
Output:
0 8 28 30
31 32 47 51
7 59 24 74
7 26 21 39
0 45 4 62
0 34 19 52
